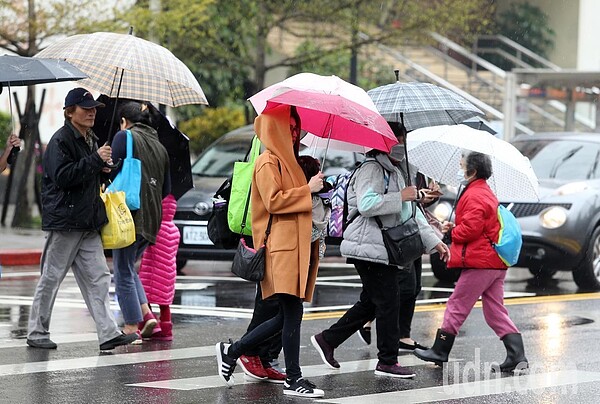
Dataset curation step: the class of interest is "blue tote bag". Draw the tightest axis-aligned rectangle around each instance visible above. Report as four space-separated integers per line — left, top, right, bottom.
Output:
107 129 142 210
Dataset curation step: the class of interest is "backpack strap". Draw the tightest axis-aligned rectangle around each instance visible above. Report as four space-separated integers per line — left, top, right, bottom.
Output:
344 159 396 228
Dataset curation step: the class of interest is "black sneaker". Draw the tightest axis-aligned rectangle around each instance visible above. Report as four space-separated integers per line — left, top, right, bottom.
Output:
283 377 324 398
311 333 340 369
398 340 429 352
99 332 139 351
356 326 372 345
27 338 57 349
374 361 416 379
215 341 237 387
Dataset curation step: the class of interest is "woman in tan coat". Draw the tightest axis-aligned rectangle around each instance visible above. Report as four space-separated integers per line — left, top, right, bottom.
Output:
216 105 325 398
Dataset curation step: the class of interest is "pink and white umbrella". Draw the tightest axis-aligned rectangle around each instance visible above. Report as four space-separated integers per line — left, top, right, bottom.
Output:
248 73 397 153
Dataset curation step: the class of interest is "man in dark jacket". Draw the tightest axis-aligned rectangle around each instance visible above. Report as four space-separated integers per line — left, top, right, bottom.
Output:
27 87 138 351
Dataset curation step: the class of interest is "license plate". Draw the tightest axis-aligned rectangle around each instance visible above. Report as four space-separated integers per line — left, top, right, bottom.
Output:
183 226 213 245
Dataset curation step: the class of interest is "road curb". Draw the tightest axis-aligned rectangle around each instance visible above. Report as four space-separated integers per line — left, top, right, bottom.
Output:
0 250 42 266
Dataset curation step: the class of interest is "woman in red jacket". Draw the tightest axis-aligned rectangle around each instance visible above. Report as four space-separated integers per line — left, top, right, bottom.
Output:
414 151 528 373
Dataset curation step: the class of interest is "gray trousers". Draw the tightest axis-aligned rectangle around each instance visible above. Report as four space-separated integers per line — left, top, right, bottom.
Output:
27 231 122 344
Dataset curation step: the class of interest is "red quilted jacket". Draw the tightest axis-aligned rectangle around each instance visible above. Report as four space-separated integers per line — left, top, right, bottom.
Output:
139 194 180 305
447 179 506 270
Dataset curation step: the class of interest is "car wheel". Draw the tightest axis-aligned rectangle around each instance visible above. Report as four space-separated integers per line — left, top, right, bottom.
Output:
176 258 187 275
527 265 556 281
573 226 600 291
430 253 461 283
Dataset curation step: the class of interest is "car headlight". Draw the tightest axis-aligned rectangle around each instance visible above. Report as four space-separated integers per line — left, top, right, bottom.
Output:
432 202 452 222
555 181 589 195
193 201 211 216
539 206 568 229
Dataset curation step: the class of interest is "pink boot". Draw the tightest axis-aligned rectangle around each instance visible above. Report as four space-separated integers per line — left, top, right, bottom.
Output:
138 312 159 338
150 321 173 341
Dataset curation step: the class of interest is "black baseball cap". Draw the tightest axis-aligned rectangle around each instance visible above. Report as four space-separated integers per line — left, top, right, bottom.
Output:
63 87 105 109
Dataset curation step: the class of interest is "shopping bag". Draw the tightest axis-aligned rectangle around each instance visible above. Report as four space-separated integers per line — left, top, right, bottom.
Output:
106 129 142 210
228 136 261 236
100 190 136 249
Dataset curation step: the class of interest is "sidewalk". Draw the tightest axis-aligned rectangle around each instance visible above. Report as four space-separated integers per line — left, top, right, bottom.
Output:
0 225 45 266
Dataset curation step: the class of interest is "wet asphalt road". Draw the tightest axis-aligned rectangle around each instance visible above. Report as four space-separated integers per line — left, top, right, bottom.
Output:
1 258 600 403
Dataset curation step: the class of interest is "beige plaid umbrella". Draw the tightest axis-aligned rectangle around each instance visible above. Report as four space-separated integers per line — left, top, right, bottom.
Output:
36 32 208 107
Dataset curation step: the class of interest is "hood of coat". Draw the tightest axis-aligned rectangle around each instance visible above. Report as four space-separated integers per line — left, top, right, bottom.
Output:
254 105 306 188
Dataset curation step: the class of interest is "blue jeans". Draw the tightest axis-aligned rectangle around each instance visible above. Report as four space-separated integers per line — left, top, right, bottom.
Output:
112 237 149 324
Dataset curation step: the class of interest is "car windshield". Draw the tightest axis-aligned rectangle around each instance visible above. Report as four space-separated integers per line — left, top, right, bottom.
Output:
192 134 362 178
191 136 250 177
513 139 600 180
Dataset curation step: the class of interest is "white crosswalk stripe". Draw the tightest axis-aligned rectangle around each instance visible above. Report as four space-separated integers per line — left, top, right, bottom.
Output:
315 370 600 403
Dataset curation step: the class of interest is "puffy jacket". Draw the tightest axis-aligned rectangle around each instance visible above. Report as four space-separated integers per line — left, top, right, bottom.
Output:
41 120 108 231
139 195 179 305
447 179 506 270
340 153 442 266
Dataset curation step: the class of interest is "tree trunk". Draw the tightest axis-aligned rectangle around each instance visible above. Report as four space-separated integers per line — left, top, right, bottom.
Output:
254 1 268 92
11 87 40 228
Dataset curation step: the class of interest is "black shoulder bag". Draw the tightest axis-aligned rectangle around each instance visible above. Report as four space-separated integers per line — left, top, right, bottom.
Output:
375 147 424 267
231 214 272 282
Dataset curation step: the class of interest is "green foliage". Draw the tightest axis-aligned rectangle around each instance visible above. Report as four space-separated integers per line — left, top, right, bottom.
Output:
497 2 555 58
480 1 557 70
0 111 11 149
178 106 245 155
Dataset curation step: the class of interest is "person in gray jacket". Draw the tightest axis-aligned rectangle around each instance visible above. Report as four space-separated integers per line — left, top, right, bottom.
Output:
311 144 450 378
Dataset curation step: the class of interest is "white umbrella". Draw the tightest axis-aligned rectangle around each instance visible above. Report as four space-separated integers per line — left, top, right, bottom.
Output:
406 125 539 201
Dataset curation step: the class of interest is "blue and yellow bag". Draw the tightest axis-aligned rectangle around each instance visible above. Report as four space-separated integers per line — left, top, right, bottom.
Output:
494 205 522 266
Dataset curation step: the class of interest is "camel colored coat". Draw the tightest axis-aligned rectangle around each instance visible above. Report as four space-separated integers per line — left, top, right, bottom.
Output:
251 105 320 302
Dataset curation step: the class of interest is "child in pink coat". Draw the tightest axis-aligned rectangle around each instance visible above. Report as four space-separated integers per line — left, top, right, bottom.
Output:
138 194 180 340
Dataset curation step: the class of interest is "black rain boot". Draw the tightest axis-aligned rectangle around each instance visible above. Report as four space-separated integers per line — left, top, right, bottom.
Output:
413 329 455 366
497 333 528 372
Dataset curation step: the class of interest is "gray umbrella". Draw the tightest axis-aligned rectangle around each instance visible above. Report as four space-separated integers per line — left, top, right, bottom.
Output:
0 55 87 86
0 55 87 162
367 81 484 131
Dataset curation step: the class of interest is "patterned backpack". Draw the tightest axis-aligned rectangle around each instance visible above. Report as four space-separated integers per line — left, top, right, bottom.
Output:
326 160 373 241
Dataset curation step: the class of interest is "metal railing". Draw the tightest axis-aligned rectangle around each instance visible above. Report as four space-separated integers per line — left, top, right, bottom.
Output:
474 34 562 71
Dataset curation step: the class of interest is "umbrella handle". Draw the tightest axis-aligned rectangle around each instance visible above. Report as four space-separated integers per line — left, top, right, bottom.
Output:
105 158 122 170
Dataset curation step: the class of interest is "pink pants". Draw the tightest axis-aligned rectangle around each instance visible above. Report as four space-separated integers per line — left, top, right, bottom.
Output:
441 269 519 339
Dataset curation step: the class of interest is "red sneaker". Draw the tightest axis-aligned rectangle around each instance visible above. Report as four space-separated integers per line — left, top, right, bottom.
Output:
237 355 268 380
137 312 158 338
264 366 286 383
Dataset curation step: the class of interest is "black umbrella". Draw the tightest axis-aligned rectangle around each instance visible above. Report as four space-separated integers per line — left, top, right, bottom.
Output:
461 118 497 135
92 95 193 200
0 54 88 162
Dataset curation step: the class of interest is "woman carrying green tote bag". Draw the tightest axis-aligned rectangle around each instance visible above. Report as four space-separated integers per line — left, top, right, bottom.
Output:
228 135 261 236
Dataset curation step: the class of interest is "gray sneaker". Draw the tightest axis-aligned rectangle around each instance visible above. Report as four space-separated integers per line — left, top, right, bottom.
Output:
27 338 57 349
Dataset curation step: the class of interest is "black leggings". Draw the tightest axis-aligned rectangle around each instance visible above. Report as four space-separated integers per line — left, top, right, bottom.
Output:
229 293 304 380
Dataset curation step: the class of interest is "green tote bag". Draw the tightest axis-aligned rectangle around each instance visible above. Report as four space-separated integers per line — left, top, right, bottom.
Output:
228 136 261 236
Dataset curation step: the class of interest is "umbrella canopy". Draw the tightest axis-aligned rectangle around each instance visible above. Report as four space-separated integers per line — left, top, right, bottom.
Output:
367 81 484 131
249 73 397 153
35 32 208 107
406 125 539 201
92 95 193 200
0 55 87 86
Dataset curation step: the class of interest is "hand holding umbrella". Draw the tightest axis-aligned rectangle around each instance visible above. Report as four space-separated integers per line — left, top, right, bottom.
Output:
0 133 21 172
